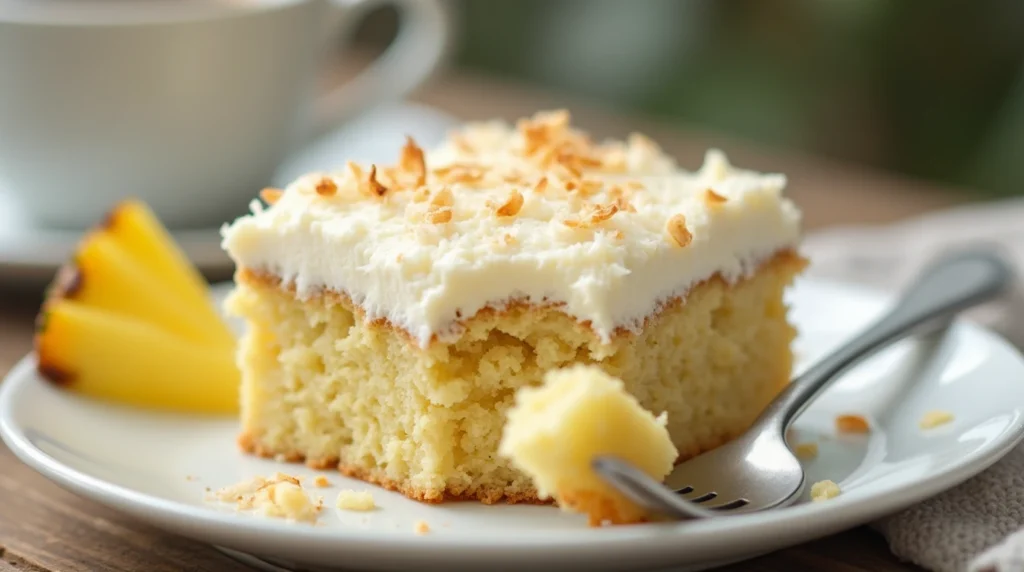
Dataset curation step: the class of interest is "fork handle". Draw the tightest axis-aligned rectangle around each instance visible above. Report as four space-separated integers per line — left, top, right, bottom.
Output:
761 248 1013 430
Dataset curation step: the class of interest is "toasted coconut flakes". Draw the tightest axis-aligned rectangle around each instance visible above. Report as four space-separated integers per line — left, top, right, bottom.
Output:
366 165 388 197
534 145 560 168
259 187 283 205
614 196 637 213
314 177 337 197
564 180 578 191
562 217 585 229
503 233 517 245
427 207 452 224
588 203 618 224
626 181 645 190
346 161 364 180
704 188 727 205
665 214 692 247
519 110 571 155
400 136 427 187
433 164 484 185
835 414 870 434
581 179 603 196
611 230 625 240
559 160 583 179
533 177 549 194
430 187 454 208
495 189 524 217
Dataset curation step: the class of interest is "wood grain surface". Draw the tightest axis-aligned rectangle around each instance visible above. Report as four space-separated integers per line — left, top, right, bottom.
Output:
0 73 950 571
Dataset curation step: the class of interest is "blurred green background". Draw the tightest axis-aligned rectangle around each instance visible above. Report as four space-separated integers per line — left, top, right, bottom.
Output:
365 0 1024 197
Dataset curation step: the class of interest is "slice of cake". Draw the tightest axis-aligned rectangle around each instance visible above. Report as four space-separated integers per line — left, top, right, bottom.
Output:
500 364 677 525
221 110 805 504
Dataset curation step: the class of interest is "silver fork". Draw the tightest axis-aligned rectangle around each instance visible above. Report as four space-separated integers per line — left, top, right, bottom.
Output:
593 248 1013 520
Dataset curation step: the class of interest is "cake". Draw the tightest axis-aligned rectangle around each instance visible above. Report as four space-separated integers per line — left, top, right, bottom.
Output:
221 110 805 504
500 364 677 525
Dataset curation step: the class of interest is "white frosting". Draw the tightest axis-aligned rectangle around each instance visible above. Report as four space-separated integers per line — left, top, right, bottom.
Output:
221 116 801 347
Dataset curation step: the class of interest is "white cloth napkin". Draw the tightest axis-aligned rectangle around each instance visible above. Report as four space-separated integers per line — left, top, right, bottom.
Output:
802 197 1024 572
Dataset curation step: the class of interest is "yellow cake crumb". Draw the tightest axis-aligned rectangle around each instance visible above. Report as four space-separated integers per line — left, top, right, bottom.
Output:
335 489 376 511
313 475 331 488
414 520 431 535
810 480 841 502
793 442 819 460
919 410 954 430
835 414 870 434
212 473 318 523
499 365 678 526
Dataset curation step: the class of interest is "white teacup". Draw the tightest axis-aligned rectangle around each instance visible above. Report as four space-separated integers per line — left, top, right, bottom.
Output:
0 0 451 229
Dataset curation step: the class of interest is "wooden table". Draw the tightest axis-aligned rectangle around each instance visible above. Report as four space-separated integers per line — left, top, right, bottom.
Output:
0 70 971 571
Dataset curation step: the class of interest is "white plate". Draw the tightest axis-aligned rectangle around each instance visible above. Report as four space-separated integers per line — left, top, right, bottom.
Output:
0 102 456 290
3 278 1024 572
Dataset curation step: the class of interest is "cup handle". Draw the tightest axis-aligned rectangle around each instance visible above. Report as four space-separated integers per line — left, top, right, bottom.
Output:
312 0 451 139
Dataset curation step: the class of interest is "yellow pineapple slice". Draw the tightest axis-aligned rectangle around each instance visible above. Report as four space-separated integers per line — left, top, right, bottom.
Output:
37 300 239 414
103 200 234 347
35 199 240 414
48 231 231 348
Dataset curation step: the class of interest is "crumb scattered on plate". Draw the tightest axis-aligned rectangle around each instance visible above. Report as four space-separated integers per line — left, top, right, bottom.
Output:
211 473 321 523
335 489 376 511
919 410 954 430
835 414 870 434
313 476 331 488
414 520 431 535
810 480 841 502
793 442 818 460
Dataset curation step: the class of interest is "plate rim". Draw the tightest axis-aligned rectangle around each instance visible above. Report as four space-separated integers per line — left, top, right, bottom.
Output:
3 276 1024 566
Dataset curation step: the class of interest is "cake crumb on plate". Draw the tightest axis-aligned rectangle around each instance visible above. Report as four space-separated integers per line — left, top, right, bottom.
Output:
919 410 954 430
793 442 818 460
211 473 319 523
810 480 841 502
335 490 376 511
835 414 870 434
414 520 431 535
313 475 331 488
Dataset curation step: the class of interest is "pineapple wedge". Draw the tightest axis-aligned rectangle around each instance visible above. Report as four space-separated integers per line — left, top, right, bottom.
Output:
45 201 235 349
37 301 239 414
103 200 234 348
54 232 232 348
35 199 239 414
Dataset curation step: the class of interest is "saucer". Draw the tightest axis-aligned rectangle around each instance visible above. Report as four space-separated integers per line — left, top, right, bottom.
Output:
0 102 458 290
